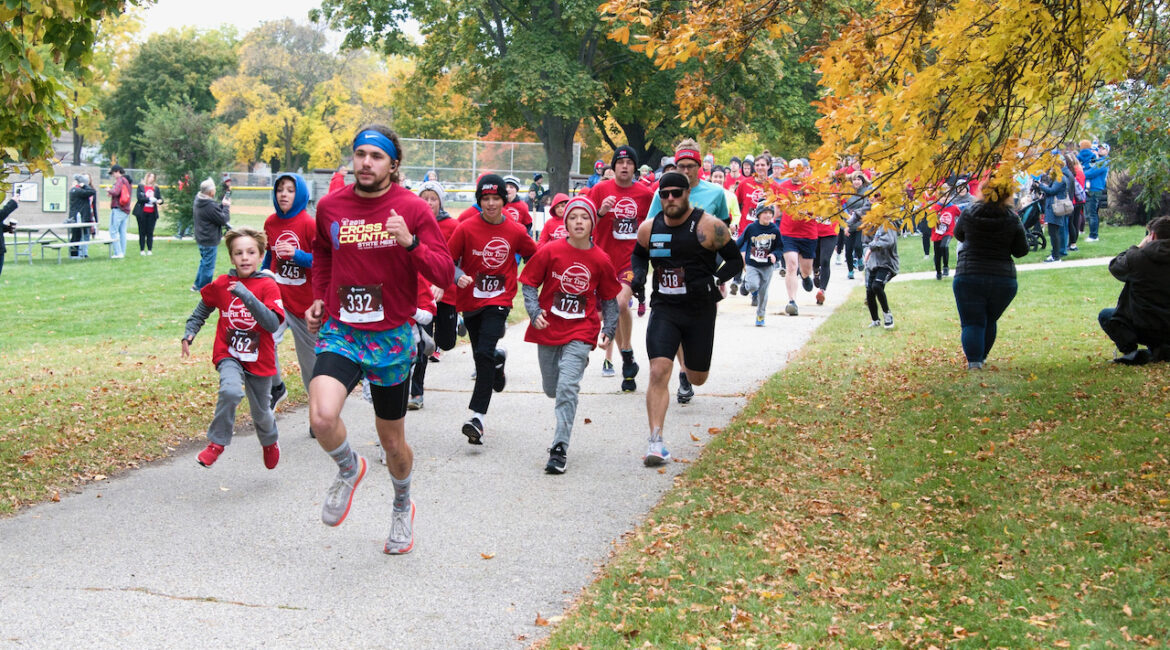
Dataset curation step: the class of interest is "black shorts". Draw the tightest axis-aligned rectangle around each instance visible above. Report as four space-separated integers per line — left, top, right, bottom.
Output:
313 351 410 421
645 301 718 372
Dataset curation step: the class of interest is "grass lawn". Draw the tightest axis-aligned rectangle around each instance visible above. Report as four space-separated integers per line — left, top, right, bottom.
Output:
545 264 1169 647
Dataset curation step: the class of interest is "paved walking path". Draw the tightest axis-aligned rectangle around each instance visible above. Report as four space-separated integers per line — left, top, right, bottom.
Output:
0 276 857 648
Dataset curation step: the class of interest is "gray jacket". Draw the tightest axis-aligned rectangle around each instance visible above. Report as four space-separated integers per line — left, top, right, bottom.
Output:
193 195 231 247
844 185 871 233
864 225 899 275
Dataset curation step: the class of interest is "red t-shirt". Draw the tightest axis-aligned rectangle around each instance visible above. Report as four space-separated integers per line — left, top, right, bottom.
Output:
457 205 481 222
264 210 316 318
777 179 818 240
448 215 538 313
519 240 621 348
312 184 454 331
735 177 780 234
538 216 568 246
434 215 459 306
200 273 285 376
590 179 654 276
415 273 437 317
504 200 532 229
931 205 959 241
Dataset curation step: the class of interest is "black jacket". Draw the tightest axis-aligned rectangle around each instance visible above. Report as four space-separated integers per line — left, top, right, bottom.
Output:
133 184 163 218
69 184 98 224
953 202 1029 278
1109 239 1170 333
0 198 17 254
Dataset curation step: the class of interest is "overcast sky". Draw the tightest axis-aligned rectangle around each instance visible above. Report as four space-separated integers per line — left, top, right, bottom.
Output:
140 0 330 38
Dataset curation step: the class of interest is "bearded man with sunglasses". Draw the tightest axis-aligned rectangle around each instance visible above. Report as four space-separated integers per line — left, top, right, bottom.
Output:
631 172 744 467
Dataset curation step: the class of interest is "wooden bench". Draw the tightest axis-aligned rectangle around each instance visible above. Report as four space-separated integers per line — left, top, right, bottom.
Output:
40 238 115 263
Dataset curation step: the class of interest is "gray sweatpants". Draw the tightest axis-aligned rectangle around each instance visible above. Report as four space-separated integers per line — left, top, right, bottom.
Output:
537 340 592 450
273 311 318 392
741 264 774 318
208 358 279 447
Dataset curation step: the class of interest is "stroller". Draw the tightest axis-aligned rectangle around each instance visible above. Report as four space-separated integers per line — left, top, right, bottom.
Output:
1017 191 1047 252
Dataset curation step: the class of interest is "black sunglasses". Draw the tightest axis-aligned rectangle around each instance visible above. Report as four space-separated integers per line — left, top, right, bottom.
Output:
658 188 685 199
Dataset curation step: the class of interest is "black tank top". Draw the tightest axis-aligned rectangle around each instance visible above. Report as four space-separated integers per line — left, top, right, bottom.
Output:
648 207 719 306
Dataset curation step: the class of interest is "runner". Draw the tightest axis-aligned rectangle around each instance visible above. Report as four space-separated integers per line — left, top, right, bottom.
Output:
182 227 285 470
777 160 818 316
448 174 538 444
503 175 534 234
519 196 620 473
648 139 731 403
737 204 781 326
590 145 654 391
306 124 454 555
262 173 316 420
417 180 459 355
631 172 743 465
537 193 571 247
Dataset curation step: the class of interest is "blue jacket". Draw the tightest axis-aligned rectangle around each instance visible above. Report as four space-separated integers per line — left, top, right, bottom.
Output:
261 173 313 270
1083 158 1109 192
1037 167 1071 226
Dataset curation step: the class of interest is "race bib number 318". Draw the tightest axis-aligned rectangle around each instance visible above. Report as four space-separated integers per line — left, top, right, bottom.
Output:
655 267 686 295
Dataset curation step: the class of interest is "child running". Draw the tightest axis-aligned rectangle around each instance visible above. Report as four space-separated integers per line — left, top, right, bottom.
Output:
182 226 286 468
863 222 900 329
537 193 571 247
519 196 620 474
736 204 781 326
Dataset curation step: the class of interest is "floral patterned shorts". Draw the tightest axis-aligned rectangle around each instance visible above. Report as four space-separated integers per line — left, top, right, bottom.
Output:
315 318 415 387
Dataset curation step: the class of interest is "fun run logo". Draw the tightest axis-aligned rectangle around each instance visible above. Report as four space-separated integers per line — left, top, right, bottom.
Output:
275 230 301 251
225 297 257 330
611 197 639 220
554 263 591 294
504 206 521 223
750 187 766 205
335 219 394 250
475 237 511 269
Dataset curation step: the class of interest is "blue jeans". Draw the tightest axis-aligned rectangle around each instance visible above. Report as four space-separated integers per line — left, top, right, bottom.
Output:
1086 190 1103 238
1046 223 1067 259
195 244 217 289
952 274 1018 364
109 208 129 257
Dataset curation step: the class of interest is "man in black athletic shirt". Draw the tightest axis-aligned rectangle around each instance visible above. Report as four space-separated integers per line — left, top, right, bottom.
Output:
631 172 744 466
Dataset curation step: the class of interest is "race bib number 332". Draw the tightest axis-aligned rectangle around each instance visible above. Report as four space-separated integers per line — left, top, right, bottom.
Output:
338 284 385 323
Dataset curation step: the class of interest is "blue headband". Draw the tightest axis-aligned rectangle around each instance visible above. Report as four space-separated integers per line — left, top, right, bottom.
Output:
353 130 399 160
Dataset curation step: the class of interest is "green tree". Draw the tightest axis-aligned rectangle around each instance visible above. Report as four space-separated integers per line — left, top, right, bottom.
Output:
1 0 126 190
101 28 237 167
134 102 233 234
1087 82 1170 215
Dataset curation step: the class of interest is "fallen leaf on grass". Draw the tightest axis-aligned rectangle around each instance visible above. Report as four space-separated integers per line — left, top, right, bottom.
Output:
535 613 549 626
480 552 495 560
50 491 60 502
708 427 721 435
1123 604 1133 617
93 474 106 481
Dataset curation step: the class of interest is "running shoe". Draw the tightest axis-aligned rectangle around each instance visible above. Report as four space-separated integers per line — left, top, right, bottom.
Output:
407 395 424 410
1086 236 1099 242
1044 256 1058 263
847 270 854 280
1114 349 1152 366
197 442 225 468
643 438 671 467
802 275 814 292
270 382 287 410
866 320 881 328
383 501 415 555
430 350 442 363
755 316 765 327
676 373 694 404
637 301 646 317
1068 244 1078 251
936 271 943 279
492 348 507 392
730 281 739 296
815 289 825 305
321 455 367 527
778 267 786 277
361 379 373 403
942 268 949 277
621 359 639 393
785 301 798 316
601 359 615 377
462 416 485 445
457 317 467 337
545 442 568 474
883 312 895 329
262 441 280 470
751 294 758 307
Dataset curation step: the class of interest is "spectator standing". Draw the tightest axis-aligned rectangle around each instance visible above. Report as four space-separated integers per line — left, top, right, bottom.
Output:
1037 157 1072 262
133 172 164 256
0 190 18 278
68 174 98 259
1081 144 1109 241
106 165 133 259
192 178 231 291
528 173 546 211
1099 217 1170 364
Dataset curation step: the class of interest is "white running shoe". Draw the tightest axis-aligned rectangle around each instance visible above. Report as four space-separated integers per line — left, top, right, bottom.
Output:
643 438 671 467
383 501 415 555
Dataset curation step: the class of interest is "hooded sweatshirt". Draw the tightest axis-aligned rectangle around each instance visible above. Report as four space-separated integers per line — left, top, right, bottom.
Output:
263 173 316 318
1108 239 1170 333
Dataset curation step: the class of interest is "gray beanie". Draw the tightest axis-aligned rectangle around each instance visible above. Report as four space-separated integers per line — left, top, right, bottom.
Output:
417 180 447 205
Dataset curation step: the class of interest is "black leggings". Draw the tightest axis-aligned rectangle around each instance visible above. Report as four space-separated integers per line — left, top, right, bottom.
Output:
834 227 846 254
136 212 158 251
409 321 435 398
463 306 509 414
813 235 836 291
865 268 892 320
434 302 457 351
919 219 932 255
933 238 950 274
844 230 864 272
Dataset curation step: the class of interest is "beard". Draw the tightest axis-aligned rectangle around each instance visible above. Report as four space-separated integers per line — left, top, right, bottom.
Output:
663 201 690 219
355 171 392 194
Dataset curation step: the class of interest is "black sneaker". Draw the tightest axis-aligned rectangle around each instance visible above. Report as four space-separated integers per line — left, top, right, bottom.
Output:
270 382 288 410
802 275 814 292
309 428 316 439
545 442 567 474
457 317 467 337
751 294 758 307
621 359 639 393
676 372 694 404
462 416 484 445
492 348 507 392
1114 349 1152 366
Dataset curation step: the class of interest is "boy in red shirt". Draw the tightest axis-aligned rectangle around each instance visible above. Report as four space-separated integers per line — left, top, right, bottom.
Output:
520 196 620 474
590 145 653 392
777 161 819 316
182 227 286 470
537 193 571 246
262 172 316 417
503 175 534 234
448 174 538 444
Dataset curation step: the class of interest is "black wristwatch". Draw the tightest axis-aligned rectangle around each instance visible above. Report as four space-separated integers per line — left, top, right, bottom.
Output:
404 236 419 252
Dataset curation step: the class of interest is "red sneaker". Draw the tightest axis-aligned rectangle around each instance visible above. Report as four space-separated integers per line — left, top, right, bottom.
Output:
197 443 225 468
262 441 280 470
637 301 646 317
815 289 825 305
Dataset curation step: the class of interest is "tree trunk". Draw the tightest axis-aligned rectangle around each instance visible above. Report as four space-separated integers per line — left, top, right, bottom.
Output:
535 115 580 195
616 121 668 170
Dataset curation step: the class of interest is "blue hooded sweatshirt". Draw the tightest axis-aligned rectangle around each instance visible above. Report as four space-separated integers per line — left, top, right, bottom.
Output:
262 172 313 270
1080 151 1109 192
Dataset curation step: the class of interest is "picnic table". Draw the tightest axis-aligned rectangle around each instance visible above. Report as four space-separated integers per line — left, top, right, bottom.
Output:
8 223 114 264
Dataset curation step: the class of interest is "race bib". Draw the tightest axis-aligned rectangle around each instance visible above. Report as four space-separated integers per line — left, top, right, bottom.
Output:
276 259 306 285
551 292 586 320
655 267 686 295
227 328 260 363
338 284 384 323
473 273 507 299
613 217 638 240
750 245 770 263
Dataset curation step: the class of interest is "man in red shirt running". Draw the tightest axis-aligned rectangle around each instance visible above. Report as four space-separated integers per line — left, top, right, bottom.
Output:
306 124 454 555
589 145 653 391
